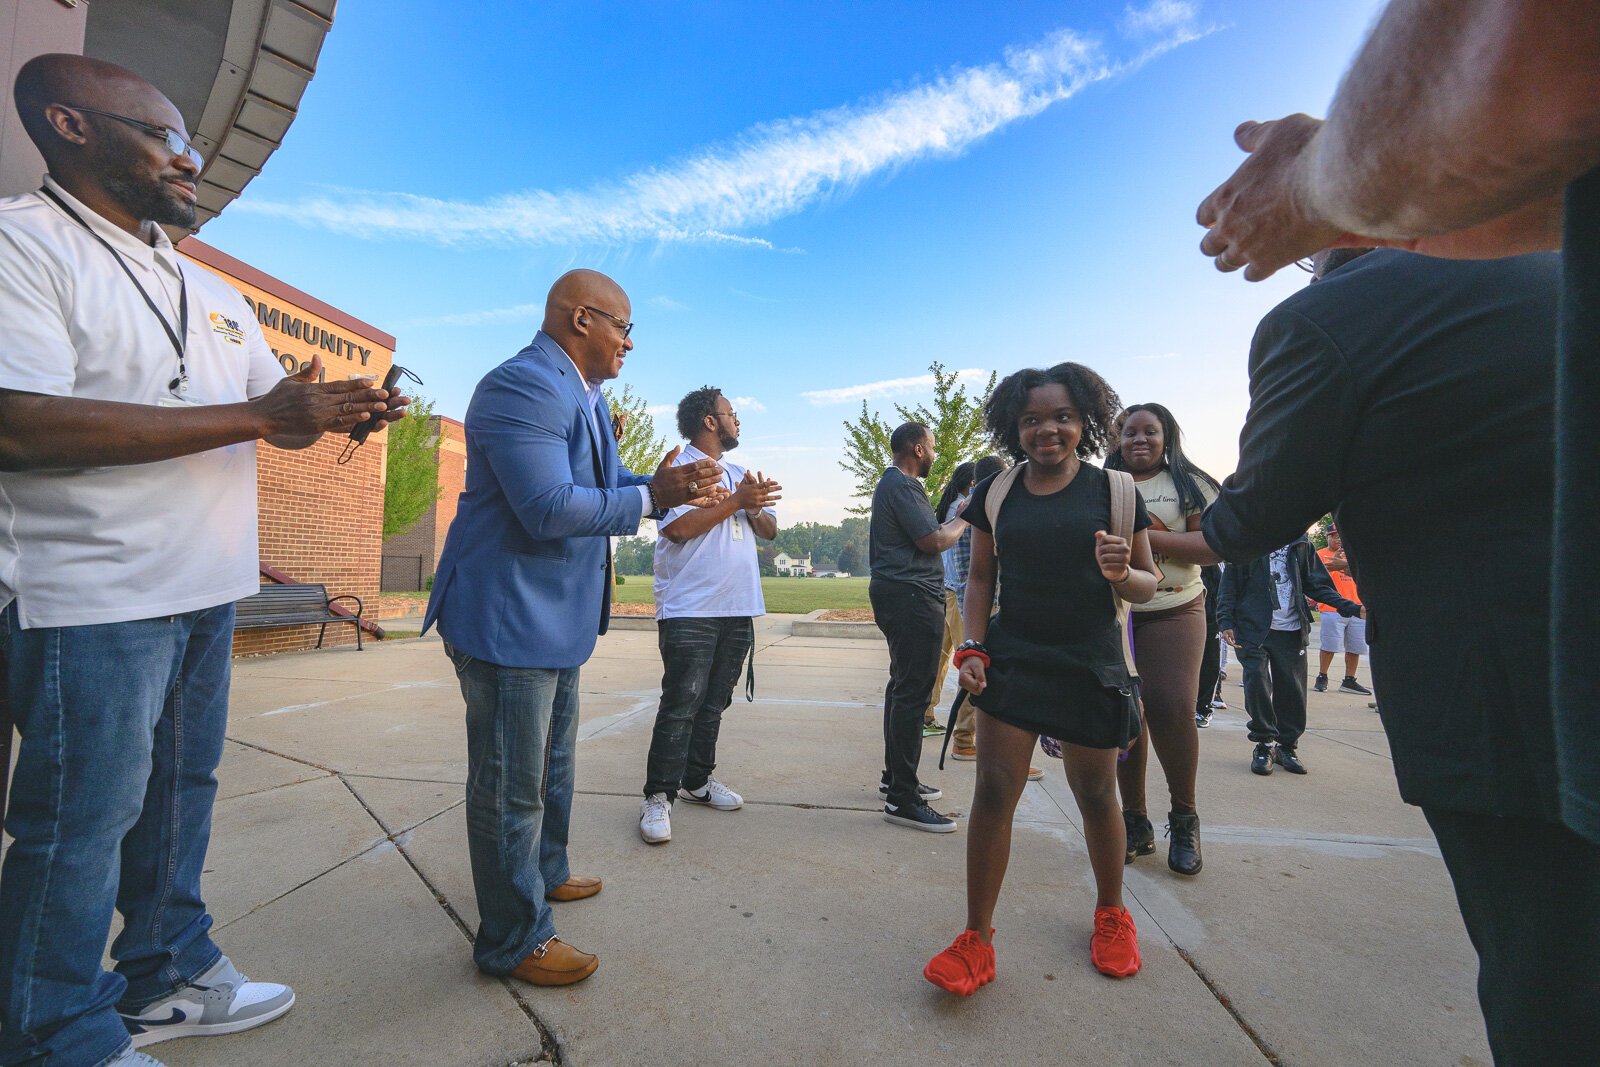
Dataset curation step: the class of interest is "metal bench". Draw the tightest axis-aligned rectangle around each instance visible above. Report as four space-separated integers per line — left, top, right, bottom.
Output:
236 583 365 650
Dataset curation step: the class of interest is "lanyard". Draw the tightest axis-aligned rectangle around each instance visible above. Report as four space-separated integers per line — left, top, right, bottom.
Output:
40 187 190 394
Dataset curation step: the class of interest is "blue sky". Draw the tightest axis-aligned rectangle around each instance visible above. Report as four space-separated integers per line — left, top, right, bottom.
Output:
201 0 1385 523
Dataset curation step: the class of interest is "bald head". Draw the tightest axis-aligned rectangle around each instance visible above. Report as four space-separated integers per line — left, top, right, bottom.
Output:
541 269 634 383
14 54 183 158
12 54 199 234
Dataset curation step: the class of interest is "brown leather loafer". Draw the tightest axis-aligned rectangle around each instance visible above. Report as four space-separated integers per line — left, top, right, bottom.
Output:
545 875 602 902
509 937 598 986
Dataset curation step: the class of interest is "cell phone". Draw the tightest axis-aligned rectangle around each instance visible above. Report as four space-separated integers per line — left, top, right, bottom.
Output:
347 363 407 444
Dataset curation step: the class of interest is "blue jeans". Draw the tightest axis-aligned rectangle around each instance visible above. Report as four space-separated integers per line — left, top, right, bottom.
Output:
0 602 232 1067
643 617 753 798
445 644 578 975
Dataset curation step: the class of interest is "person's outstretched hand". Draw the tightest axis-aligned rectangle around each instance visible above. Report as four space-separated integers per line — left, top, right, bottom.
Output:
1197 114 1351 281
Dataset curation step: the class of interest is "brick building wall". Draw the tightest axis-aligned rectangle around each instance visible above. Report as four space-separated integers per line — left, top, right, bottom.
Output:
178 239 397 656
381 416 466 589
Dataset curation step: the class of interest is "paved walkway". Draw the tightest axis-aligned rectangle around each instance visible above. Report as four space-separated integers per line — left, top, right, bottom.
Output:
12 616 1489 1065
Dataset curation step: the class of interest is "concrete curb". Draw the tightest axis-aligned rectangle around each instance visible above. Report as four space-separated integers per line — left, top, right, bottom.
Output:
790 609 882 640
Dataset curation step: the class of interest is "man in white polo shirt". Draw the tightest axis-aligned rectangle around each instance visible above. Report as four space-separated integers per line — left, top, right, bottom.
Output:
638 388 781 843
0 55 403 1067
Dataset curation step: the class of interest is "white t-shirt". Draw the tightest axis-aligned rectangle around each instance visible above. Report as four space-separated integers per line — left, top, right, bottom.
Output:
652 444 770 619
0 178 285 628
1268 547 1300 631
1132 466 1218 613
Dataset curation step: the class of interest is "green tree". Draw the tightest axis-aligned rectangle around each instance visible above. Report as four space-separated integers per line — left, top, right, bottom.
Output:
604 383 669 475
837 361 997 514
614 535 655 575
382 396 441 538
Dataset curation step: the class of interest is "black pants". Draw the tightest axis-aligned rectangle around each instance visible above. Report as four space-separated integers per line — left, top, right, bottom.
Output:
1423 807 1600 1065
870 579 944 808
1238 628 1307 747
1196 608 1221 714
643 616 754 799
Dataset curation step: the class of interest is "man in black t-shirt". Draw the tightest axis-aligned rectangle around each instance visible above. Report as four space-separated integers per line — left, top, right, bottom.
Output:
868 423 968 832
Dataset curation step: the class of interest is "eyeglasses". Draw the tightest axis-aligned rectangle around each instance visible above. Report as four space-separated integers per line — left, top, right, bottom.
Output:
581 305 633 339
716 409 738 421
65 105 204 169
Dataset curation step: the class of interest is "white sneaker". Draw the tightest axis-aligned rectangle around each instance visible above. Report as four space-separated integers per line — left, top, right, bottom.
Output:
106 1049 167 1066
679 778 743 811
640 793 672 843
119 956 294 1049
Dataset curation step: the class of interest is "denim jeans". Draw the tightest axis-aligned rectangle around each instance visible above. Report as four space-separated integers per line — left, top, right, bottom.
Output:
0 602 231 1067
445 644 578 975
869 579 945 808
643 617 754 799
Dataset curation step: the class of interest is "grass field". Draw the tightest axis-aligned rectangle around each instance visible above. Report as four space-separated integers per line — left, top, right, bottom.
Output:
612 575 870 613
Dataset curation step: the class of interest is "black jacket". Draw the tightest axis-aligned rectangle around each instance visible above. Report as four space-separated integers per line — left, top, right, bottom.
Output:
1215 537 1358 647
1200 249 1562 821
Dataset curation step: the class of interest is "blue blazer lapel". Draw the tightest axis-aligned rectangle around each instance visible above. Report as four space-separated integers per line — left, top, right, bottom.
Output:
596 393 618 486
532 335 606 484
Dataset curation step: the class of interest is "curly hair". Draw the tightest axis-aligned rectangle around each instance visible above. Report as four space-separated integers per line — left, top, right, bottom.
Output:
983 362 1122 462
676 385 723 440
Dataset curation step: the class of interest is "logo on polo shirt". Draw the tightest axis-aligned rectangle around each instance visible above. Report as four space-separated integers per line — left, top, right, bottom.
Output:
209 312 245 345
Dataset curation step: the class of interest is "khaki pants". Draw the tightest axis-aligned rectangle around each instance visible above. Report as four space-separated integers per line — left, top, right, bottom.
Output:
923 587 976 747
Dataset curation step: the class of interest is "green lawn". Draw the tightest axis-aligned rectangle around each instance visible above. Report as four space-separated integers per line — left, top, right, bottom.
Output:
612 575 870 613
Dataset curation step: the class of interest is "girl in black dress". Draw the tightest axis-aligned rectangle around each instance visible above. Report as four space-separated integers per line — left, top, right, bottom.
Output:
924 363 1159 994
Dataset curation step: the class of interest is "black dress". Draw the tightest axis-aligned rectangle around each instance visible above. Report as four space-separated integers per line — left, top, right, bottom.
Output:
964 464 1149 750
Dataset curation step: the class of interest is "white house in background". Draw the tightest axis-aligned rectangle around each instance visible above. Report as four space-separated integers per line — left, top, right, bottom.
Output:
774 552 812 577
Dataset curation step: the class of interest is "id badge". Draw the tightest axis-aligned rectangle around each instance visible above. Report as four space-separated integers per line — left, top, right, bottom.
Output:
155 394 199 408
732 513 745 541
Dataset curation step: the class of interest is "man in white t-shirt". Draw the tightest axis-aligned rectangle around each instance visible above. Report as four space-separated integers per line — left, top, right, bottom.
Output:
638 388 780 844
0 56 404 1067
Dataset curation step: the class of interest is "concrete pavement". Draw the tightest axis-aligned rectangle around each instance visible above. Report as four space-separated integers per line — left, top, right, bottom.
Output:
5 615 1491 1066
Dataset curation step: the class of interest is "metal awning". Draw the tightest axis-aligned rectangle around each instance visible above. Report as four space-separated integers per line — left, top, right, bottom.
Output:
84 0 334 233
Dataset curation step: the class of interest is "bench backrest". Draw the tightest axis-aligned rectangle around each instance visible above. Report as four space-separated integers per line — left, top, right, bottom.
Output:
237 583 331 623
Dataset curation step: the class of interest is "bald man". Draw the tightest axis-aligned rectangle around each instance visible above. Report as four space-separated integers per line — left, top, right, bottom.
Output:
0 56 406 1067
423 270 718 987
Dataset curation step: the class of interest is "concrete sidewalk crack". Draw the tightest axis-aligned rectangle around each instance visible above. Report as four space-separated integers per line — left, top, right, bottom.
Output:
336 776 566 1066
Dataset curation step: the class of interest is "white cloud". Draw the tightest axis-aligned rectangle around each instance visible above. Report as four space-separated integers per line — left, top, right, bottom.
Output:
801 368 990 405
646 404 676 418
235 20 1208 249
1120 1 1198 37
647 295 691 311
732 396 766 413
402 302 541 328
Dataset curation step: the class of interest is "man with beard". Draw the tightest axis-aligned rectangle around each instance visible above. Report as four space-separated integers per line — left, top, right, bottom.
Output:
870 423 970 832
424 270 720 987
0 55 405 1067
639 388 781 844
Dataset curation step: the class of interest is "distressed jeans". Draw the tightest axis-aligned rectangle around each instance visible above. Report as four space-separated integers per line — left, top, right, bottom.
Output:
445 644 578 975
0 602 232 1067
643 617 754 799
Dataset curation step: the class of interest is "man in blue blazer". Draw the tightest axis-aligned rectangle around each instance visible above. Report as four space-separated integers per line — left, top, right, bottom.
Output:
424 269 720 987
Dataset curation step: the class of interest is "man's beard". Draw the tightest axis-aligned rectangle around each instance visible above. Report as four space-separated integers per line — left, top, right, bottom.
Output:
101 170 197 228
718 431 739 451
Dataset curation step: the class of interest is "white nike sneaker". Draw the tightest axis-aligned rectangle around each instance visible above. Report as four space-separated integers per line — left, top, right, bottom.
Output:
106 1048 167 1066
679 778 743 810
119 955 294 1049
640 793 673 843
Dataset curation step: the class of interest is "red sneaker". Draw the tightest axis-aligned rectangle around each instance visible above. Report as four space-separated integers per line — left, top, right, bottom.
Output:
924 929 996 996
1090 906 1141 978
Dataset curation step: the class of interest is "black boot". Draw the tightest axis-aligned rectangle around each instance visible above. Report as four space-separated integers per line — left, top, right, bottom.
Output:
1166 811 1202 876
1123 811 1155 863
